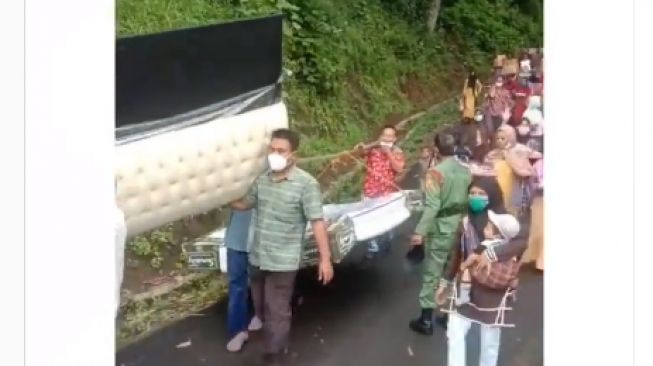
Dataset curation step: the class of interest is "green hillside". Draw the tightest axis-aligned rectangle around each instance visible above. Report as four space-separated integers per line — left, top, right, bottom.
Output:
117 0 543 158
115 0 543 345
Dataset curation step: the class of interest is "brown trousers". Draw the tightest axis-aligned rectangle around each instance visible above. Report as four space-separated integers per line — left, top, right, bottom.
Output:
249 266 297 354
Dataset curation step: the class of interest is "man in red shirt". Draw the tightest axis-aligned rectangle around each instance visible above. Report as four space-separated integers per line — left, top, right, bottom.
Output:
355 125 406 255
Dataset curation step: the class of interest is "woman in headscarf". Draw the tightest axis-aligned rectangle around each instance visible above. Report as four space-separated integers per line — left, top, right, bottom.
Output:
436 176 527 366
466 176 508 238
460 71 484 123
485 125 541 216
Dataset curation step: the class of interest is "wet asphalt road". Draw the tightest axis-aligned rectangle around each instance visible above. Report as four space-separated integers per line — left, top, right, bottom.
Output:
116 216 543 366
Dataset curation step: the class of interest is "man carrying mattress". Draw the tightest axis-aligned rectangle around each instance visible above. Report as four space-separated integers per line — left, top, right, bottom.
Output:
224 208 262 353
408 128 472 336
231 128 333 366
354 125 406 256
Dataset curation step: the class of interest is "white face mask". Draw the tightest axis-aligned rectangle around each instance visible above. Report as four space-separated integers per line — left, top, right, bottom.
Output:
495 82 503 87
517 124 531 136
481 238 504 247
379 141 394 148
474 114 484 122
267 153 288 172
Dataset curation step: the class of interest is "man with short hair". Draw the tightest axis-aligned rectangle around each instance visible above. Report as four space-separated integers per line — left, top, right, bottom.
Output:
401 146 436 191
408 129 472 335
231 128 333 365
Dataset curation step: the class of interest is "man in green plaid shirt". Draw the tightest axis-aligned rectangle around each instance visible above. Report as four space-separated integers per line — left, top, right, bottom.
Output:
231 128 333 365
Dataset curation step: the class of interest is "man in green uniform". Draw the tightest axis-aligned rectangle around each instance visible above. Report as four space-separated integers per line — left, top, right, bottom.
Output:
408 129 472 335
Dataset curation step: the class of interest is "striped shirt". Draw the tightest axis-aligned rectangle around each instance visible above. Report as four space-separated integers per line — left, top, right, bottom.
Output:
244 166 324 271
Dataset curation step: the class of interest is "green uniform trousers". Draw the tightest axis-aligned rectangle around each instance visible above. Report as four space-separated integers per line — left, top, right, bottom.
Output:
418 232 457 309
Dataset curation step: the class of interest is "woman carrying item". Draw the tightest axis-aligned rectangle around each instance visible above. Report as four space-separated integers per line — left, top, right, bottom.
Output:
484 76 513 135
485 125 541 216
460 71 484 123
436 176 527 366
521 156 544 271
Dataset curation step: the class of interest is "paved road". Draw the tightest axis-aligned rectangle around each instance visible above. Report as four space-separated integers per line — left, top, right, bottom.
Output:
116 215 543 366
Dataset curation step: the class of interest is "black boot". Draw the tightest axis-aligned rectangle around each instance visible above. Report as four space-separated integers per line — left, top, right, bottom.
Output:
409 308 434 335
435 313 449 330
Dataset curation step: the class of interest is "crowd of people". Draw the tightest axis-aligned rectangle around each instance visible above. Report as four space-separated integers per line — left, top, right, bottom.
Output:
222 49 544 366
408 50 544 365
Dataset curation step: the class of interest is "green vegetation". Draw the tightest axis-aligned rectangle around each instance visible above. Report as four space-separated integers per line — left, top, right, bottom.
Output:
116 0 542 345
127 224 176 269
117 274 227 348
117 0 543 161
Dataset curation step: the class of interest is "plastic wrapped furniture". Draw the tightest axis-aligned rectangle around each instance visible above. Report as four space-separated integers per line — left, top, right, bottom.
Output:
188 191 419 272
116 103 288 237
115 16 285 238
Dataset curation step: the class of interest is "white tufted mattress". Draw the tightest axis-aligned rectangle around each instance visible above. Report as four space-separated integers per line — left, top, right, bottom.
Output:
116 102 288 237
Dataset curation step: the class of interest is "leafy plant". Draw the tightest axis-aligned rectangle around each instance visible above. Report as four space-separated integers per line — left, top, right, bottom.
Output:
439 0 543 56
117 274 228 348
127 225 175 269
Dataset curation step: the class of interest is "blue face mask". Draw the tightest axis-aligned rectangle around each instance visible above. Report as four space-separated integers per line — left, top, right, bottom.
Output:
468 195 489 213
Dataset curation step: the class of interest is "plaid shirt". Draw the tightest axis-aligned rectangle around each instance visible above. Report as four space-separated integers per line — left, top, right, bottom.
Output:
244 166 324 271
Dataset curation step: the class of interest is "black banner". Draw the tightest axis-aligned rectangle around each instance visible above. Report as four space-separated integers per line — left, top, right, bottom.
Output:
116 14 283 129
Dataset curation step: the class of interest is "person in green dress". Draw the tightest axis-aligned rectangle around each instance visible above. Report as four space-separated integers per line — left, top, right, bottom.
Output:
408 128 472 335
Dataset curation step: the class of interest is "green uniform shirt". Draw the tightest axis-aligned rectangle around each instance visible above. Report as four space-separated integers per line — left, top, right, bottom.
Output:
244 166 324 271
414 157 472 238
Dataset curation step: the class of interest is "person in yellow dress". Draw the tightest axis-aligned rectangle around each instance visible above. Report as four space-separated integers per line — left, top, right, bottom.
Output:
460 71 484 122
